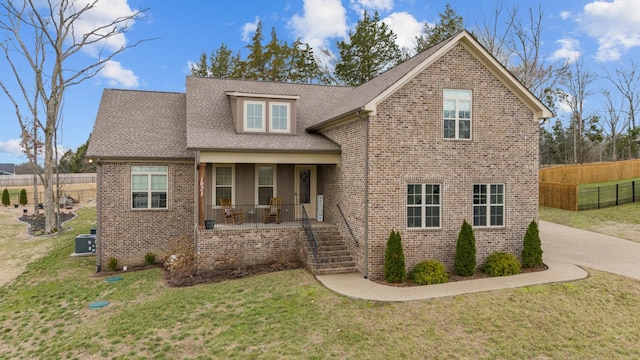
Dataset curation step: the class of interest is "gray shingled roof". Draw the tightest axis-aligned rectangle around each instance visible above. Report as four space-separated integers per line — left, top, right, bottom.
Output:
185 77 351 152
87 89 193 159
0 163 15 174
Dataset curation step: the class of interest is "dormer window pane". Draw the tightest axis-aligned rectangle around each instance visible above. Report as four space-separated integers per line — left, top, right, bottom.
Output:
245 101 265 131
269 102 290 132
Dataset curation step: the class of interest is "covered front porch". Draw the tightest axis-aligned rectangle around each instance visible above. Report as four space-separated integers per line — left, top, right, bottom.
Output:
195 150 341 230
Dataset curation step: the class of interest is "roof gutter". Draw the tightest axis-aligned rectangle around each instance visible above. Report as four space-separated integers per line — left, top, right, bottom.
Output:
307 107 367 133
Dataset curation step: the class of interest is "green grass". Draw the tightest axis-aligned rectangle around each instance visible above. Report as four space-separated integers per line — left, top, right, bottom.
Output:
3 208 640 358
578 177 640 209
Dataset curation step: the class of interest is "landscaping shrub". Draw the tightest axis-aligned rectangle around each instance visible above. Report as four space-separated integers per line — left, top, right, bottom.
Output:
19 189 28 206
107 257 118 271
482 252 521 277
384 230 406 283
145 252 157 265
409 260 448 285
1 189 9 207
522 220 544 268
454 220 476 276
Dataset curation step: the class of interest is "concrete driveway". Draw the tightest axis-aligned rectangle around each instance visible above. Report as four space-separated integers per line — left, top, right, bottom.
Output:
541 220 640 281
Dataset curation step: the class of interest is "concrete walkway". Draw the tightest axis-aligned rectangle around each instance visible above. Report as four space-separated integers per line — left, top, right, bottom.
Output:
316 220 640 301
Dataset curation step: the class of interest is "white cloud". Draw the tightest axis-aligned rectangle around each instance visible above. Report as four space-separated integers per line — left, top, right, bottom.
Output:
559 11 571 20
241 17 260 42
350 0 394 12
383 12 422 54
64 0 138 57
0 139 24 157
99 60 139 88
578 0 640 61
551 38 581 63
289 0 348 49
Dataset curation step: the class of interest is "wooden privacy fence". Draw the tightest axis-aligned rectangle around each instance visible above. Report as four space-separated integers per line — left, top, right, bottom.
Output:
540 159 640 184
539 182 578 211
0 173 96 187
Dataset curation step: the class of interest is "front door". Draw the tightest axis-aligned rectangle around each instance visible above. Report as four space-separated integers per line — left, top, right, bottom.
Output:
295 165 316 219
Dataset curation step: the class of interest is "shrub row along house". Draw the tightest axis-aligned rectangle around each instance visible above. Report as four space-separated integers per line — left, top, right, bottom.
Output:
87 31 552 280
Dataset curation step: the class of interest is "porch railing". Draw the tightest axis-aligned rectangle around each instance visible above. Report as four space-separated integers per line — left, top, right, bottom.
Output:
302 205 319 261
204 203 303 228
336 204 358 247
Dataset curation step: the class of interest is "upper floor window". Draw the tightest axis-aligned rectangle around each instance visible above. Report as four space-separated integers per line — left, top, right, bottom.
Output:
269 102 290 132
473 184 504 227
407 183 440 228
244 101 265 132
132 166 167 209
443 89 472 139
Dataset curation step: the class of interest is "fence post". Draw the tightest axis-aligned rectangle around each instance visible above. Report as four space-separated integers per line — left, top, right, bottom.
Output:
616 184 619 206
598 187 600 209
633 181 636 203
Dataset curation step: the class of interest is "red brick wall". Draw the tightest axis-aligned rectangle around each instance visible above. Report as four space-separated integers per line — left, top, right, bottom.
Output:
97 161 195 268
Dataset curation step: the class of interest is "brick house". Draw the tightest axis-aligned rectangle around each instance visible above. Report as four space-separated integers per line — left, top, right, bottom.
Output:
87 31 551 279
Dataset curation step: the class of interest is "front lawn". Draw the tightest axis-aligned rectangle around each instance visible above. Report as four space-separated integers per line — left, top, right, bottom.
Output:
2 208 640 358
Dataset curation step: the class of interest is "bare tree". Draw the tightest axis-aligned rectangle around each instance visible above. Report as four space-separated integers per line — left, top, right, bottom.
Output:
475 3 566 109
558 58 598 164
0 0 148 233
601 90 628 161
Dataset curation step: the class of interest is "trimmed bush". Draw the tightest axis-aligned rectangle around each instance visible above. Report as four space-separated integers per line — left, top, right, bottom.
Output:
144 252 157 265
1 189 9 207
454 220 476 276
482 252 521 277
384 230 406 283
19 189 28 206
522 220 544 268
107 257 118 272
409 260 449 285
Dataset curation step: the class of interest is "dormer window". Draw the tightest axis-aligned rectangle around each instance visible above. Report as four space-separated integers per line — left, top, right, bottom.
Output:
245 101 266 132
269 102 289 132
227 91 298 135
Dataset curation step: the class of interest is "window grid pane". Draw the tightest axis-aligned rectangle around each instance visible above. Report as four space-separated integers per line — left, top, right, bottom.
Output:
271 104 288 130
246 103 263 129
407 184 440 228
443 89 471 140
474 184 504 227
132 166 167 209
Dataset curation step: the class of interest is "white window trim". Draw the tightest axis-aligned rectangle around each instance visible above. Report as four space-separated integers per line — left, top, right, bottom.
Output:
473 183 505 228
269 102 290 133
213 164 235 208
131 166 168 210
255 164 277 207
244 100 266 132
443 89 472 140
406 183 441 229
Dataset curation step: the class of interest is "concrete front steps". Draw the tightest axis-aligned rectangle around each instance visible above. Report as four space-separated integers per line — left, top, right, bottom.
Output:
308 226 358 275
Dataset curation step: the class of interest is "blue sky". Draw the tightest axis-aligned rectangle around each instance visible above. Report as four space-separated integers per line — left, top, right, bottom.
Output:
1 0 639 164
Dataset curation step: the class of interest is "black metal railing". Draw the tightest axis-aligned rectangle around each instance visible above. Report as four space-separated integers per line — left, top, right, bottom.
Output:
302 205 319 261
578 180 640 210
204 203 303 228
336 204 358 247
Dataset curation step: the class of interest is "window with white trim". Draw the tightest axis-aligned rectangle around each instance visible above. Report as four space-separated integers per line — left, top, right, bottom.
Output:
407 184 440 228
473 184 504 227
214 165 234 206
132 166 167 209
256 165 276 206
443 89 472 139
244 101 265 132
269 102 289 132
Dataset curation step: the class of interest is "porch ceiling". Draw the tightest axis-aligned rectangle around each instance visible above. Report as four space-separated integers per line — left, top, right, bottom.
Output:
199 151 340 164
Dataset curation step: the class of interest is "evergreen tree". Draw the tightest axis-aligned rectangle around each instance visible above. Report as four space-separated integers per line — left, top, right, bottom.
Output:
522 220 544 268
454 220 476 276
58 138 95 173
384 230 406 283
209 43 236 78
289 40 323 84
335 10 402 86
415 3 464 53
19 189 28 206
245 21 266 80
264 27 290 82
2 189 10 207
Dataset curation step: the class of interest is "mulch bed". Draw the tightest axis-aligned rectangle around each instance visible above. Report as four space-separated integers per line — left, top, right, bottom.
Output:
18 212 76 235
164 261 305 287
